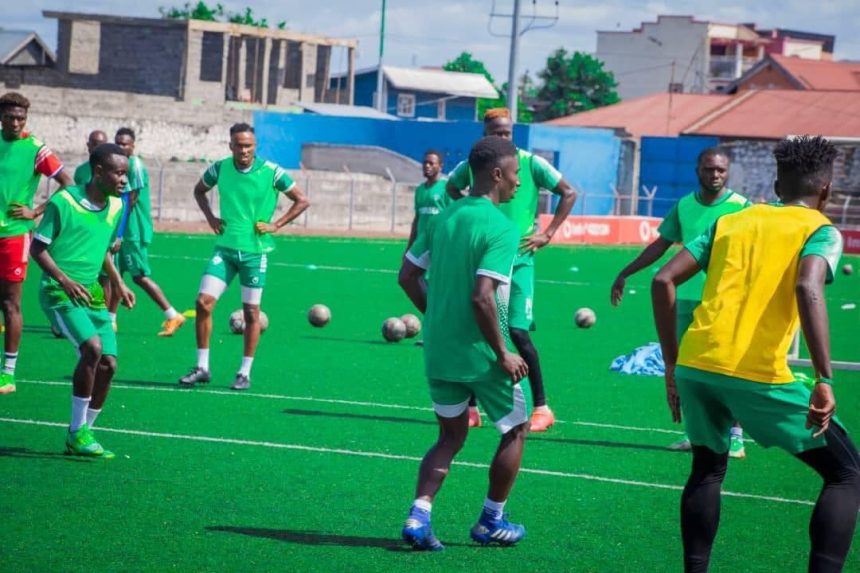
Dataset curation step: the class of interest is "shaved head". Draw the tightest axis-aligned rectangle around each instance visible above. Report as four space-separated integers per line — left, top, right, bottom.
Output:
87 130 108 153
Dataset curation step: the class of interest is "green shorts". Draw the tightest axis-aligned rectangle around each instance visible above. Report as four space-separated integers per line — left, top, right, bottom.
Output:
203 248 268 289
509 263 535 331
428 376 532 434
40 285 117 357
676 299 699 345
676 365 843 454
118 240 151 277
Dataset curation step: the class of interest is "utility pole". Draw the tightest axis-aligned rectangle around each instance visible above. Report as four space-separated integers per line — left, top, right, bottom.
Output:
376 0 387 113
489 0 559 122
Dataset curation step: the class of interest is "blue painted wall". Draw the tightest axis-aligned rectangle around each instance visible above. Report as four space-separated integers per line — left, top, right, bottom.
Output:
528 125 621 216
254 111 531 173
639 135 720 216
340 70 478 121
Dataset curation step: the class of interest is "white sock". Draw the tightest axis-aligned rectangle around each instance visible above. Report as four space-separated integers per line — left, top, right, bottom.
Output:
3 352 18 375
164 307 179 320
483 498 506 520
413 499 432 513
197 348 210 370
108 312 117 322
730 426 744 439
86 408 101 428
70 396 91 432
238 356 254 377
534 405 551 413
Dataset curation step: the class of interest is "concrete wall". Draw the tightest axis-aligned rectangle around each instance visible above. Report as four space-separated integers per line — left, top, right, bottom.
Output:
597 16 709 100
12 84 251 160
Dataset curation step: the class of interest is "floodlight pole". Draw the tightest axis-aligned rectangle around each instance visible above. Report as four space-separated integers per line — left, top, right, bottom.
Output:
506 0 522 122
376 0 387 113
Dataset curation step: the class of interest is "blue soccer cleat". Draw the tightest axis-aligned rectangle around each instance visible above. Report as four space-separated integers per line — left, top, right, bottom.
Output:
470 511 526 546
401 507 444 551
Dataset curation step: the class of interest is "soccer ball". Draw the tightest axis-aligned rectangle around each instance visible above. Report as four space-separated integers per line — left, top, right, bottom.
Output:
229 309 269 334
574 307 597 329
308 304 331 327
400 314 421 337
229 310 245 334
382 317 407 342
843 263 854 276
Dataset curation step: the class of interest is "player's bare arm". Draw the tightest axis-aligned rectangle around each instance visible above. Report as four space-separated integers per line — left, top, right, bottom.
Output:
796 255 836 436
101 251 135 309
651 249 701 423
445 179 466 201
523 179 577 252
611 237 673 306
255 187 310 234
398 258 427 314
30 239 92 306
472 275 528 382
193 179 224 234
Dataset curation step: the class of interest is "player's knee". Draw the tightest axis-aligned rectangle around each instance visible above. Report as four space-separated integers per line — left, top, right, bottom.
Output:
243 306 260 324
79 338 103 364
132 274 148 287
196 294 215 315
0 296 21 316
98 355 117 376
689 446 728 485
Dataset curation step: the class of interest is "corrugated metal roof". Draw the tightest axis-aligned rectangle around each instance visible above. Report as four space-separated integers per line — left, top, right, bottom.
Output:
771 54 860 91
543 93 730 137
294 102 399 120
382 66 498 99
684 90 860 139
0 29 56 65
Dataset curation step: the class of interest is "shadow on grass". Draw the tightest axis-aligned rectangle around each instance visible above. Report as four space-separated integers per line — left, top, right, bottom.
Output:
206 526 467 552
0 446 91 462
528 436 670 453
283 408 435 426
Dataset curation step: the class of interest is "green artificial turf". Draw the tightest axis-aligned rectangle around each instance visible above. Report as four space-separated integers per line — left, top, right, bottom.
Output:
2 233 858 572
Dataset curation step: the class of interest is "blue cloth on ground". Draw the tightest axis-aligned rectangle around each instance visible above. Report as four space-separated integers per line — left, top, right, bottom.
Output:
610 342 665 376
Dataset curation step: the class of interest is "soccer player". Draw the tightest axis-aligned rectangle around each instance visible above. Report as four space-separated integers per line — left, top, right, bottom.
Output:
0 92 73 394
31 143 135 458
652 136 859 573
179 123 309 390
407 150 450 249
399 135 530 551
73 130 108 185
446 107 577 432
114 127 185 336
611 148 750 456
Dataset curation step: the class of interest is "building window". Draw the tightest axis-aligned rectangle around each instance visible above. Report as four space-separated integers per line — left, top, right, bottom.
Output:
199 32 224 82
397 93 416 118
437 99 446 119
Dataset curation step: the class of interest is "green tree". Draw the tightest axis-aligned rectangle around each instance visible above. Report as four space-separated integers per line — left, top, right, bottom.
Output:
160 2 286 29
536 49 619 121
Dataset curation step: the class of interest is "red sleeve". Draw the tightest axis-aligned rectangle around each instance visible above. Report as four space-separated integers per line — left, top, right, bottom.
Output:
35 146 64 178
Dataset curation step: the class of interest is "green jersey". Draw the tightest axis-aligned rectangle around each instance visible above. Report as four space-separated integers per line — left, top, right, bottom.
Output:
407 196 519 383
124 155 153 245
657 189 749 301
73 162 91 186
201 157 296 254
34 186 123 306
0 133 64 238
448 148 563 237
414 178 452 238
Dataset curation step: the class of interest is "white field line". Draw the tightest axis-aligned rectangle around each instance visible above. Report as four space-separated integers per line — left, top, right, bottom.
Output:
19 378 685 436
0 416 811 507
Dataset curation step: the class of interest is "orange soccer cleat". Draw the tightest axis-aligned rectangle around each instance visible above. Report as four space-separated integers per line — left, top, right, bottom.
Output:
158 315 186 337
529 407 556 432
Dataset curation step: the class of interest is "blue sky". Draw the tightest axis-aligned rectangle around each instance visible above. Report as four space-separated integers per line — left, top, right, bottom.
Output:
6 1 859 83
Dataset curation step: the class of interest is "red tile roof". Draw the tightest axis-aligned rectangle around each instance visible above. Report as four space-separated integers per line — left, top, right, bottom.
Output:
543 92 730 137
684 90 860 139
771 54 860 91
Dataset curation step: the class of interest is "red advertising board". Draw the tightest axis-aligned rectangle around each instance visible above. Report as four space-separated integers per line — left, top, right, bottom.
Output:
538 215 662 245
843 229 860 255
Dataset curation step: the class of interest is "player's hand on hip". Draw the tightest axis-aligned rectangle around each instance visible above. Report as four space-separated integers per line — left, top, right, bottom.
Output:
255 222 277 235
807 382 836 438
521 233 550 253
7 203 35 220
208 217 225 235
119 283 136 309
610 275 625 306
61 279 92 306
499 351 529 383
664 363 682 423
